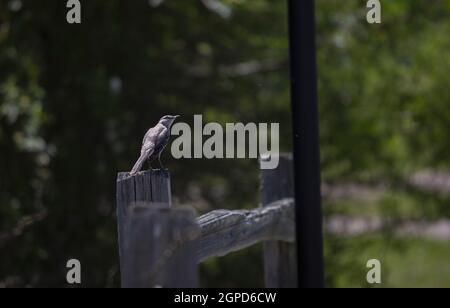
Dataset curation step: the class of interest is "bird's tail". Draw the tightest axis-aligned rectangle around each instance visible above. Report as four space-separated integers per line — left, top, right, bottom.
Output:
130 154 147 175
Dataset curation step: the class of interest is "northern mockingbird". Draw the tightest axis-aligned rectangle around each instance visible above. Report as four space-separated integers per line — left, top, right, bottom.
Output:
130 115 180 175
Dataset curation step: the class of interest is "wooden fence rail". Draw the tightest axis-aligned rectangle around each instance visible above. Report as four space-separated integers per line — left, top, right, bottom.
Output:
116 155 297 288
197 198 294 262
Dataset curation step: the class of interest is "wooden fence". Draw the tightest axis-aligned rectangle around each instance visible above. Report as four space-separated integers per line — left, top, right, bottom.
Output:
116 155 297 288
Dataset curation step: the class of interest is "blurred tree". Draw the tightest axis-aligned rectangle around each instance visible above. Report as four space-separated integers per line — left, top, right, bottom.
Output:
0 0 449 287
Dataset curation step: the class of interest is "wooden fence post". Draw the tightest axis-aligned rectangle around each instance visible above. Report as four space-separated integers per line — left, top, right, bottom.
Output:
122 205 199 288
260 154 298 287
116 170 172 285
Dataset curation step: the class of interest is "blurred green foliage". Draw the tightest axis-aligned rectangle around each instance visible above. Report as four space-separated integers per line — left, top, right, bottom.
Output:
0 0 449 287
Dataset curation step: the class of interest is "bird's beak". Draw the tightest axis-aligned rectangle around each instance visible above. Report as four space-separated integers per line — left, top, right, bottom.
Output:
174 115 180 118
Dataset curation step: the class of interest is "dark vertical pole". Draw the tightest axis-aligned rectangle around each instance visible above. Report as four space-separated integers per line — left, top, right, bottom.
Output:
287 0 324 287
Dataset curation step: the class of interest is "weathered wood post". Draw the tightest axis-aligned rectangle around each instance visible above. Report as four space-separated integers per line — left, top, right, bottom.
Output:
260 154 298 287
117 169 198 287
116 169 171 281
122 205 199 288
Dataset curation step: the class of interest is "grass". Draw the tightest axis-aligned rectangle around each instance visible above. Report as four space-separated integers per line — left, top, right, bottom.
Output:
325 234 450 288
324 187 450 288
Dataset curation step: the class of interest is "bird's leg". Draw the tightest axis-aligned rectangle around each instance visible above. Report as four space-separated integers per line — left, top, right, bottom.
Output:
158 153 164 170
147 160 153 170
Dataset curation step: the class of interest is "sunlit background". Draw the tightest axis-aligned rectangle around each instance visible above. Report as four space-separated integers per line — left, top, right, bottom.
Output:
1 0 449 287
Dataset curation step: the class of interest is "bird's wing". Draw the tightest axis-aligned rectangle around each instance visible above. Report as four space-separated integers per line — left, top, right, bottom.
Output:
131 140 156 175
154 126 170 152
130 125 165 175
140 124 164 156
